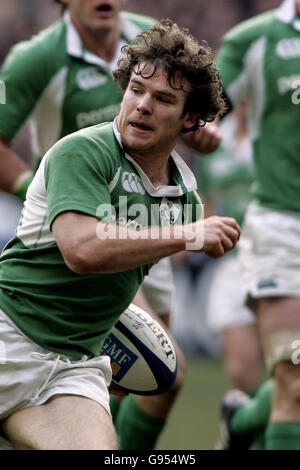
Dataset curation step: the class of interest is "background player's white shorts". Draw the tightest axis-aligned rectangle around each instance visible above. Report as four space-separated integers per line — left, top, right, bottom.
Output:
0 309 112 422
239 205 300 310
141 258 174 315
206 255 255 333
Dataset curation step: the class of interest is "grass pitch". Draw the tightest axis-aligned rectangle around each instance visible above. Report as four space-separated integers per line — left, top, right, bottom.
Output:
157 354 230 450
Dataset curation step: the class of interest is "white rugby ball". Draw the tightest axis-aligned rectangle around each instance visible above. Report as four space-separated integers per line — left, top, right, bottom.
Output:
99 304 177 395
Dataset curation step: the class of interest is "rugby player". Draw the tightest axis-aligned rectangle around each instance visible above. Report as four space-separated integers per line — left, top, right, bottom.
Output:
0 1 221 449
0 19 240 450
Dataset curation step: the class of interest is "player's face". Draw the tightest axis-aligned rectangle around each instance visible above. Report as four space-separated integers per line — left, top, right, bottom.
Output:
62 0 123 33
118 63 196 159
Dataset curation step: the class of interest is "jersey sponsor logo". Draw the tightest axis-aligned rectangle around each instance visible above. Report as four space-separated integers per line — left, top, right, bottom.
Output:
99 333 138 382
76 66 108 90
121 172 145 195
276 38 300 59
76 103 120 128
159 198 181 226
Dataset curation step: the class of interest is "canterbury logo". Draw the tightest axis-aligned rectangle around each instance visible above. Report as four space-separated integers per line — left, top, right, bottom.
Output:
121 172 145 195
76 67 108 90
276 38 300 59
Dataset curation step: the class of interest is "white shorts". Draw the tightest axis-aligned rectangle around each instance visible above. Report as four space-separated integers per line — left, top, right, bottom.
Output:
0 309 112 422
206 255 255 333
141 258 174 315
239 205 300 310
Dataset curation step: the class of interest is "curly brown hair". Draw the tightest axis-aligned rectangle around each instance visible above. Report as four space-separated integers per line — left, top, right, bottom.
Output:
113 19 226 132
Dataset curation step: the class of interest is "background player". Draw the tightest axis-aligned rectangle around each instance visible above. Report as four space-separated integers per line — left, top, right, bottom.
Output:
215 0 300 450
196 98 264 394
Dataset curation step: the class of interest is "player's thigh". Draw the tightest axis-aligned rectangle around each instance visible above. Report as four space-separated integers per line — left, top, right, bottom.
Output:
257 296 300 342
257 296 300 374
223 324 262 363
2 394 118 450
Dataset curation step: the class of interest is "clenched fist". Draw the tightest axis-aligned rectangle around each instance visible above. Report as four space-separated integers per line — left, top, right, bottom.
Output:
184 216 241 257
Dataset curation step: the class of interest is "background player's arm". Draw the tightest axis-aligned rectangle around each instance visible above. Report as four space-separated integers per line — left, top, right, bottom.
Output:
0 136 33 198
52 211 241 274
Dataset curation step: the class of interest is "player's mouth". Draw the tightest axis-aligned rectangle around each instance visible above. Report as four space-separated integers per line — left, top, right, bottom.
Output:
130 121 153 133
94 3 114 17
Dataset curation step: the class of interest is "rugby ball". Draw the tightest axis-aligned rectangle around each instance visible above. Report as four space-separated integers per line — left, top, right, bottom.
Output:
99 304 177 395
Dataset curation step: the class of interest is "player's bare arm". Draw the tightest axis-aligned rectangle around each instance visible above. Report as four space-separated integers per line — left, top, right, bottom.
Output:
52 211 240 274
0 136 33 196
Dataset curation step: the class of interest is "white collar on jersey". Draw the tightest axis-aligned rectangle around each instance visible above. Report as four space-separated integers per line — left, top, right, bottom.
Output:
276 0 300 31
64 11 140 72
112 117 197 198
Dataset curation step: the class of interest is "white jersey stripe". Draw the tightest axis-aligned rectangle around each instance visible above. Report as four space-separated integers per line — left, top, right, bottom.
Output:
30 67 68 157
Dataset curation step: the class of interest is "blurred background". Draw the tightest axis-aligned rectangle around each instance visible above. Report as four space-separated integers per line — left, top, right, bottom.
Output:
0 0 278 449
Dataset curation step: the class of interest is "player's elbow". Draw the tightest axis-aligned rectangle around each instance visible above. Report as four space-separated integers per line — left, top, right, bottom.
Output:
63 241 113 275
63 245 92 275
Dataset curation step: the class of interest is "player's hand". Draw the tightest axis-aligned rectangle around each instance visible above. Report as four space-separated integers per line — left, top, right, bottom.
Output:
184 216 241 257
181 121 222 154
202 216 241 257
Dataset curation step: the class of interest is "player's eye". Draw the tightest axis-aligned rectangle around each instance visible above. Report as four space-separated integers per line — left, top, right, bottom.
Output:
131 87 142 94
157 96 171 104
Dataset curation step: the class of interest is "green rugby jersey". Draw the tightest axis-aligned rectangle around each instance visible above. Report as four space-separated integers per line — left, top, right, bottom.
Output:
0 11 155 169
195 113 254 228
217 0 300 212
0 121 201 359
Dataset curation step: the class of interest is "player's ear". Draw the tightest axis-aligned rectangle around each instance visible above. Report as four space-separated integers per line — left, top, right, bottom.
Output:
182 112 200 133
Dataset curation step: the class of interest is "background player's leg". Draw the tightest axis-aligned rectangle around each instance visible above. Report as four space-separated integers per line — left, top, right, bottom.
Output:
258 297 300 450
222 324 264 393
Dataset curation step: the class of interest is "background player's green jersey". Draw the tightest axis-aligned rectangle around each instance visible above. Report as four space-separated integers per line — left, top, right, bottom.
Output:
217 2 300 212
0 121 201 359
195 113 254 229
0 11 155 169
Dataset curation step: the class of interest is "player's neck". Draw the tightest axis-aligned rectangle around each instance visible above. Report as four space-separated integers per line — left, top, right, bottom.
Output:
71 14 121 63
128 151 173 187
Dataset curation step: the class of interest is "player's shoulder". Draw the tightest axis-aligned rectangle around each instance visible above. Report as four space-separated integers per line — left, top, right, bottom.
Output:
2 19 67 73
120 10 156 32
46 122 120 167
222 10 276 45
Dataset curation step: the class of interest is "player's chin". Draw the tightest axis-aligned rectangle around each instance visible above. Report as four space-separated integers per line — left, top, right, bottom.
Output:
90 17 116 32
124 136 153 153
